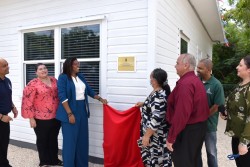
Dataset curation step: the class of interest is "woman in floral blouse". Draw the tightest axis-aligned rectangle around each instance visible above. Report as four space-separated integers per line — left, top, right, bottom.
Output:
21 63 62 167
224 55 250 166
135 68 172 167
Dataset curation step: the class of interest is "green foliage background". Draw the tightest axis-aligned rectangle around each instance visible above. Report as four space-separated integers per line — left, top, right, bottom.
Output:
213 0 250 85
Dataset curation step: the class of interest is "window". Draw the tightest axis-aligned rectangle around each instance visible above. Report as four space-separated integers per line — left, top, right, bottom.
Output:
23 23 100 93
180 38 188 54
180 30 189 54
61 25 99 59
61 24 100 93
24 30 54 60
24 30 55 84
79 62 99 91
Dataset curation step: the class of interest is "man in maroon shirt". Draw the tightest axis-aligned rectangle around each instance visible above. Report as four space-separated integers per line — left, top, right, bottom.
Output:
166 53 210 167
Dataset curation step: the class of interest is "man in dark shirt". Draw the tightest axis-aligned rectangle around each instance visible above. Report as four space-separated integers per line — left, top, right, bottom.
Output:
166 53 210 167
0 58 18 167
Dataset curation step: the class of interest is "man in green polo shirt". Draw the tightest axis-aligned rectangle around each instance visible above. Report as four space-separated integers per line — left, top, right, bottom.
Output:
196 58 225 167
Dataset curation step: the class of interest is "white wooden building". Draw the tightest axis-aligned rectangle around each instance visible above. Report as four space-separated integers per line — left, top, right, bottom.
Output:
0 0 224 162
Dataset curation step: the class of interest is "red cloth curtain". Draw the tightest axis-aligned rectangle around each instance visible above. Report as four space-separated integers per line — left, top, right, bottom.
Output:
103 105 144 167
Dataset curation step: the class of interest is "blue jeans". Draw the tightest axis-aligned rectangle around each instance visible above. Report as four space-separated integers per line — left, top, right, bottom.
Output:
198 131 218 167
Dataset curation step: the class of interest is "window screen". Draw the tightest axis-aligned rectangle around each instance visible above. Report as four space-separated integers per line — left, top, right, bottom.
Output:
24 30 54 60
61 24 100 59
23 24 101 94
181 38 188 54
79 62 99 93
61 24 100 93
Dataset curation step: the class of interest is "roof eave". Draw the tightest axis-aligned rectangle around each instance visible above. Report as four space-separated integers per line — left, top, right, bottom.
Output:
188 0 226 43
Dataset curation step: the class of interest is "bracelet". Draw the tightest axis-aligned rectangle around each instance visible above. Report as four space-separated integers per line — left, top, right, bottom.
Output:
98 97 102 101
67 112 73 117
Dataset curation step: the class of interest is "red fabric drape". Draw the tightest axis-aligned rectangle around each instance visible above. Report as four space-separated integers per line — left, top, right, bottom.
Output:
103 105 144 167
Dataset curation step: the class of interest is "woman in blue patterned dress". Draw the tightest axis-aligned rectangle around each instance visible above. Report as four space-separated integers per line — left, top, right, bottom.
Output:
135 68 172 167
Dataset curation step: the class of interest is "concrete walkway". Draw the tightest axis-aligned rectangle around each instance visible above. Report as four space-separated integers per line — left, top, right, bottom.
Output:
8 119 235 167
202 119 235 167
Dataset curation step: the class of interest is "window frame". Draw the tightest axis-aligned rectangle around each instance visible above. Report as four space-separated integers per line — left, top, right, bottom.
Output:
19 16 107 101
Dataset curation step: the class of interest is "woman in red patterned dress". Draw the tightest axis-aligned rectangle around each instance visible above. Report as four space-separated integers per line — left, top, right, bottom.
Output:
21 63 63 167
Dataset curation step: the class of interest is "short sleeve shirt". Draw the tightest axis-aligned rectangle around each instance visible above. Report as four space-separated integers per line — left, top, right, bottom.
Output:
0 77 12 114
203 76 225 132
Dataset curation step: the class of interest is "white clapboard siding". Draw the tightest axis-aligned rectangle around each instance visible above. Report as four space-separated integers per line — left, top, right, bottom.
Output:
107 61 147 71
0 0 149 159
108 27 148 37
107 71 147 79
155 0 213 87
108 35 147 46
108 44 148 54
0 0 219 160
108 9 148 21
107 87 147 96
0 33 18 40
107 53 147 62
